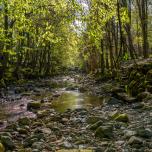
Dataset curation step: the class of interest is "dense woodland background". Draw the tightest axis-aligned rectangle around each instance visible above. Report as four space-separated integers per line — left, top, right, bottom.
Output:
0 0 152 86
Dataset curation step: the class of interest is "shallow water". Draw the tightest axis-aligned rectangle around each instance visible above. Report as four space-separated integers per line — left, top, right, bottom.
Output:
52 90 104 113
0 98 36 130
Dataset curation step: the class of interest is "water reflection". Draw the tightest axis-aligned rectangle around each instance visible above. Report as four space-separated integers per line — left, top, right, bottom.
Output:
52 91 103 112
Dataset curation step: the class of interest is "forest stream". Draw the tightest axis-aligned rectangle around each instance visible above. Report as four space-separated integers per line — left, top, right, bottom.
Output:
0 71 152 152
0 75 104 130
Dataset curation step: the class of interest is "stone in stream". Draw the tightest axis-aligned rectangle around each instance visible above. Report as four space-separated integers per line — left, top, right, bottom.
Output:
113 113 129 123
124 130 137 139
95 125 113 139
0 143 5 152
128 136 143 146
86 116 102 124
106 97 123 105
27 101 41 110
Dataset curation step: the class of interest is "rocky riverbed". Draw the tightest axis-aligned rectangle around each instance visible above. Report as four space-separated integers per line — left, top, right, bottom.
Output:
0 70 152 152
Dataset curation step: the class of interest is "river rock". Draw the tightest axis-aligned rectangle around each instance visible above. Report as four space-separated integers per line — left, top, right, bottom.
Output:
27 101 41 110
114 113 129 123
0 136 15 150
95 125 113 139
124 130 137 139
18 117 31 126
137 128 152 138
128 136 143 145
86 116 102 124
0 143 5 152
106 97 123 105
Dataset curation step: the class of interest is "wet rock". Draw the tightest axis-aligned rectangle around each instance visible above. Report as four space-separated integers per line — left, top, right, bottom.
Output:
137 128 152 138
0 136 15 150
89 121 103 130
86 116 102 124
113 113 129 123
106 97 123 105
124 130 137 139
27 101 41 110
128 136 143 146
109 111 119 119
18 117 31 126
0 143 5 152
95 125 113 139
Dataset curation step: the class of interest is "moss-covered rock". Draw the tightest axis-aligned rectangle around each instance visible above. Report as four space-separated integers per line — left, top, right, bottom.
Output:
86 116 102 124
95 125 113 139
0 143 5 152
27 101 41 110
113 113 129 123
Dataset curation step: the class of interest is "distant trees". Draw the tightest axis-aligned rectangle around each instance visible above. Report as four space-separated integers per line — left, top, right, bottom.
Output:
80 0 152 75
0 0 80 82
